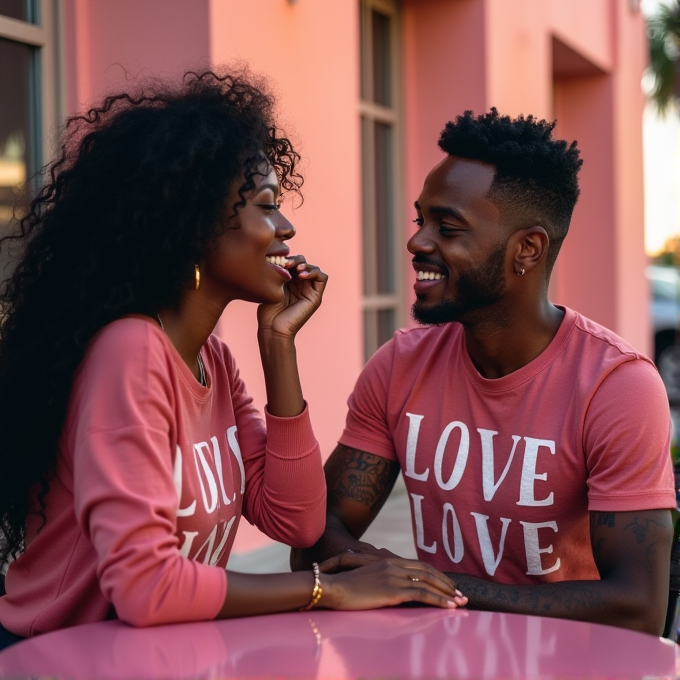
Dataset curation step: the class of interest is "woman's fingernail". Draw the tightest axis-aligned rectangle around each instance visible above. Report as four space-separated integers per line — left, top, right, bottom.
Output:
455 589 463 597
446 600 458 608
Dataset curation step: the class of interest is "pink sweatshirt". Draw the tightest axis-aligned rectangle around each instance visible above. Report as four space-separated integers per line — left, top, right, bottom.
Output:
0 318 326 636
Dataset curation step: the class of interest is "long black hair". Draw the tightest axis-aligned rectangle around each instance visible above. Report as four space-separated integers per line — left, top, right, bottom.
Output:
0 68 302 564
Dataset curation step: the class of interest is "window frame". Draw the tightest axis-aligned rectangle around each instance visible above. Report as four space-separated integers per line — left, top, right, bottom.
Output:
359 0 404 361
0 0 64 173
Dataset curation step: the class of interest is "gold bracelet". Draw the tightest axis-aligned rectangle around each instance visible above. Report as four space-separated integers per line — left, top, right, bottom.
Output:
300 562 322 611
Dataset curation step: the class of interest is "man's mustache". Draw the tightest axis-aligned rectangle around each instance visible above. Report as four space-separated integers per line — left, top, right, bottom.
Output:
412 255 448 270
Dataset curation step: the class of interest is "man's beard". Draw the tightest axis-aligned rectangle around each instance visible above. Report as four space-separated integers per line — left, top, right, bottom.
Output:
411 242 507 326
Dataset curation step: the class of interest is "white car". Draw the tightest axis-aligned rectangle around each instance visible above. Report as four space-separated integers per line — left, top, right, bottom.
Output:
648 265 680 402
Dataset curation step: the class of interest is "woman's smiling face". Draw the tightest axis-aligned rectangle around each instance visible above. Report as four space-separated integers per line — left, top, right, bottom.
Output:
201 166 296 305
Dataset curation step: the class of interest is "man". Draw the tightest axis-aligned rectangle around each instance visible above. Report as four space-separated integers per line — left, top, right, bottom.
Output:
293 109 675 636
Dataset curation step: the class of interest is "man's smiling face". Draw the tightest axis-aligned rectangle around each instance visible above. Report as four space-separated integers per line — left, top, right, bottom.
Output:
408 155 510 326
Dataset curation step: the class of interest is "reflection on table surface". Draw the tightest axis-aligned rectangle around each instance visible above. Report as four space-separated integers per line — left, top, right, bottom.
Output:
0 607 676 680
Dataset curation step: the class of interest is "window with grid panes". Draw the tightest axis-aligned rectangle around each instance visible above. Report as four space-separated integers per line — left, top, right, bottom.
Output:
359 0 402 361
0 0 61 281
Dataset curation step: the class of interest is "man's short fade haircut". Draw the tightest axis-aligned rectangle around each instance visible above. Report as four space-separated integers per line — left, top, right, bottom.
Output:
438 108 583 269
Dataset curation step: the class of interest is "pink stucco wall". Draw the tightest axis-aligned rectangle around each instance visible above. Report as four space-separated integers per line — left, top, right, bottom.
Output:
401 0 487 307
551 1 649 352
61 0 650 552
548 0 614 72
63 0 211 113
553 75 618 332
206 0 363 464
611 3 650 354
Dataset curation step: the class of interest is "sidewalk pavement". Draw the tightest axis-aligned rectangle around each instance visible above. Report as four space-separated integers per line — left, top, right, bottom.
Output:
226 475 416 573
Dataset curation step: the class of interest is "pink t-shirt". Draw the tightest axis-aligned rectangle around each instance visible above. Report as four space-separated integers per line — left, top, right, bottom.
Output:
340 307 675 584
0 318 325 636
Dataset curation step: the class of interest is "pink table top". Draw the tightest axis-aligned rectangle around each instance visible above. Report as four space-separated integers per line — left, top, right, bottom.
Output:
0 607 676 679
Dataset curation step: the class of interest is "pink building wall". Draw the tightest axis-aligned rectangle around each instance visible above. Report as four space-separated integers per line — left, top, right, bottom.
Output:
206 0 363 469
61 0 650 552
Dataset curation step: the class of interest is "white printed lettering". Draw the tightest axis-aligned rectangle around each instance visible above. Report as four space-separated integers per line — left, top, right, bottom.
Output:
405 413 429 481
210 436 231 506
442 502 464 564
517 437 555 507
410 493 437 553
520 520 561 575
471 512 511 576
226 426 246 496
173 445 197 517
178 530 199 557
478 429 521 501
193 517 236 566
434 421 469 491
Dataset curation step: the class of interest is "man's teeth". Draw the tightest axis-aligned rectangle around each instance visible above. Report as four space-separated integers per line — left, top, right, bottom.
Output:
266 256 288 267
417 271 444 281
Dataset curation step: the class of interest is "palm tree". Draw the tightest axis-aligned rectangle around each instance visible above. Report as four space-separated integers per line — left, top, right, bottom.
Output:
648 1 680 112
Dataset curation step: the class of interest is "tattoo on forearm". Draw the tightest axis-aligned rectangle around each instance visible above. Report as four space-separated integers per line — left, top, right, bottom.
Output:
449 573 607 617
590 512 615 529
623 516 666 544
325 446 399 511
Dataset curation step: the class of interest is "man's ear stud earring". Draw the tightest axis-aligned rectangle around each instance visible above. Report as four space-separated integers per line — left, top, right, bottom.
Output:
516 267 525 276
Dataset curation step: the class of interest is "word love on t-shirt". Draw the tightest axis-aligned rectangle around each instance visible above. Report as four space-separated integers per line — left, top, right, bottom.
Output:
404 413 560 578
172 426 245 566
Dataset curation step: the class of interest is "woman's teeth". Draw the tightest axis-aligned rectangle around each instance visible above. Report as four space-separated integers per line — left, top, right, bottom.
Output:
266 256 288 267
417 271 444 281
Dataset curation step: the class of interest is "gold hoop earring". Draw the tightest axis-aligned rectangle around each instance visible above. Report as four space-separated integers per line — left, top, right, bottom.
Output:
194 264 201 291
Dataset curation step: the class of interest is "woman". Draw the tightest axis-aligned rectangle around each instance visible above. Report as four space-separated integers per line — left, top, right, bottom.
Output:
0 70 465 647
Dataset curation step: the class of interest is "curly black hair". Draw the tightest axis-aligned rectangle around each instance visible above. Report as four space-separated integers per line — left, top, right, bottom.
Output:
0 68 303 564
438 108 583 268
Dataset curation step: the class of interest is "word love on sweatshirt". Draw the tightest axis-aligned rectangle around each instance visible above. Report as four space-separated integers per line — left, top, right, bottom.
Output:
173 426 245 566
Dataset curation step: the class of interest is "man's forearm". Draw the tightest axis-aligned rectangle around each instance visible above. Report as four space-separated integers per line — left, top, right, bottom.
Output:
446 572 664 636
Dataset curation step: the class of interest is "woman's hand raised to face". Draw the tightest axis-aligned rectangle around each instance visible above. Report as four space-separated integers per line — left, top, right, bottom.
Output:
257 254 328 340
